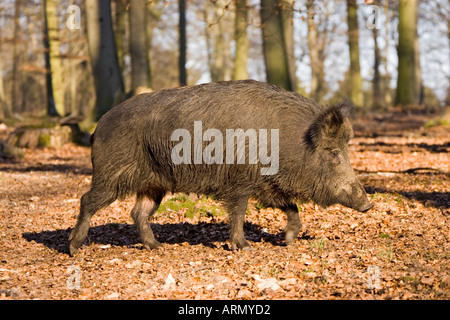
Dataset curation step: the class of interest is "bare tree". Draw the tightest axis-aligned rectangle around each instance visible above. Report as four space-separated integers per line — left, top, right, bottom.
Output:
86 0 124 122
395 0 419 106
113 0 127 75
129 0 151 91
233 0 249 80
260 0 292 90
204 0 234 82
346 0 364 108
370 0 383 110
179 0 187 86
10 0 22 115
43 0 65 116
0 6 11 119
306 0 325 102
280 0 297 90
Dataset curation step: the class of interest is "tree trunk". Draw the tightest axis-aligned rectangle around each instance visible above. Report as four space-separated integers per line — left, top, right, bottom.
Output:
395 0 418 106
346 0 364 108
86 0 124 122
0 56 8 120
371 0 383 110
204 0 233 82
179 0 187 86
414 15 423 105
260 0 292 91
0 59 9 120
68 0 79 116
447 15 450 106
382 0 392 107
280 0 297 90
11 0 21 116
129 0 151 92
233 0 249 80
113 0 127 75
45 0 66 116
42 0 58 116
0 10 12 120
306 0 325 103
146 2 161 89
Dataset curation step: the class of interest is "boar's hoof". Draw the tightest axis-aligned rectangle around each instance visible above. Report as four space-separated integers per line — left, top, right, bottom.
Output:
231 239 252 251
68 243 80 257
231 245 253 251
143 241 162 251
285 224 301 246
285 231 297 246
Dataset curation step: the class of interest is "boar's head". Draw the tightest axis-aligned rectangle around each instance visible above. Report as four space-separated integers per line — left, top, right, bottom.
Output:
304 101 373 212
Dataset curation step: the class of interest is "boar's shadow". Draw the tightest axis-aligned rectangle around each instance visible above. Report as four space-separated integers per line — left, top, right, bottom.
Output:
22 222 287 254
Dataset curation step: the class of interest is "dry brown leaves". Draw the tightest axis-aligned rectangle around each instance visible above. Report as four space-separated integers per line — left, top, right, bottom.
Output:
0 113 448 300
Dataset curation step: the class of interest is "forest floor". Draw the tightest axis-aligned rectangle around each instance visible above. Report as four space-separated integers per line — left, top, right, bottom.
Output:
0 110 449 300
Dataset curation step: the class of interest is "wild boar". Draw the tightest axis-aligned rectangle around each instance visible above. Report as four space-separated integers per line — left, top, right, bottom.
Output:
69 80 373 256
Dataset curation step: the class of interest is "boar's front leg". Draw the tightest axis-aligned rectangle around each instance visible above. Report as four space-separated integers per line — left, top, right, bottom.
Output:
282 204 302 245
131 191 164 250
225 196 252 251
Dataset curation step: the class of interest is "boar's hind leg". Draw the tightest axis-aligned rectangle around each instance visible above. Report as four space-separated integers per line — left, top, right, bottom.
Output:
225 196 252 251
69 188 117 256
282 204 301 245
131 191 164 250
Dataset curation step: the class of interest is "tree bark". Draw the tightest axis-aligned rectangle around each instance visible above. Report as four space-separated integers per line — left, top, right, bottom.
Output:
233 0 249 80
146 2 161 89
414 12 423 105
113 0 127 75
179 0 187 86
204 0 233 82
129 0 151 91
0 58 9 120
11 0 22 116
260 0 292 91
42 0 58 116
0 9 12 119
44 0 65 116
280 0 297 90
0 55 8 119
346 0 364 108
395 0 419 106
86 0 124 122
371 5 383 110
382 0 392 107
306 0 325 102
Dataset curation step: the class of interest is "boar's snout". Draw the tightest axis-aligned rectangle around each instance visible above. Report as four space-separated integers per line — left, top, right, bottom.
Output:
341 179 374 213
358 202 374 212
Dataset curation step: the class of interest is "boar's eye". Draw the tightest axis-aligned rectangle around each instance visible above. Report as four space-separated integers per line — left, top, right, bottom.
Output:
325 148 342 166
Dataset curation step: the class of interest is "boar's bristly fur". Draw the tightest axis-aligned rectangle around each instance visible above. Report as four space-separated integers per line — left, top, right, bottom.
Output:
68 80 373 256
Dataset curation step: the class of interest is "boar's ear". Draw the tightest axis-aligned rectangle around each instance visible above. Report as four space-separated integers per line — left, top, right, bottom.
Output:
304 100 355 148
337 99 356 121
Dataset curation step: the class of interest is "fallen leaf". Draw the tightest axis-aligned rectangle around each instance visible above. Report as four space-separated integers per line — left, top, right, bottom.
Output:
420 276 434 286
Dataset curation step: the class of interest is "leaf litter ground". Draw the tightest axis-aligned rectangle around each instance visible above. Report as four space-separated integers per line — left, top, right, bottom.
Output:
0 112 448 300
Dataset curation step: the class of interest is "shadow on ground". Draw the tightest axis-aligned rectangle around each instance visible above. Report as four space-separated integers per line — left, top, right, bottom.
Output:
365 186 449 210
23 221 288 255
356 141 450 153
0 163 92 175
